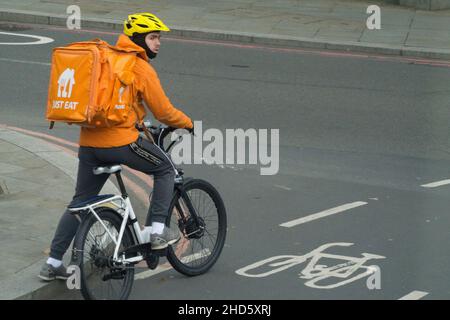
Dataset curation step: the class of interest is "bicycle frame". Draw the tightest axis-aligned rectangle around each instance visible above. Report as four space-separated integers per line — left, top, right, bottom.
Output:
70 123 198 266
69 194 146 265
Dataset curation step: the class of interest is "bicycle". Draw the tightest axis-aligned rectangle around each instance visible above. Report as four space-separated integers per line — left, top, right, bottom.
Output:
68 122 227 300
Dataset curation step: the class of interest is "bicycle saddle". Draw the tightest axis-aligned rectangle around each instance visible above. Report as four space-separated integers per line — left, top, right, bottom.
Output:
93 165 122 175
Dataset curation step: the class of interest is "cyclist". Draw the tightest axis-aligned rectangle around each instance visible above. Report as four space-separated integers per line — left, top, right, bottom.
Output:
39 13 194 281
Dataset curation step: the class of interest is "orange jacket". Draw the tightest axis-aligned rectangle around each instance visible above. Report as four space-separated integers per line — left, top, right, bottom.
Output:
79 34 193 147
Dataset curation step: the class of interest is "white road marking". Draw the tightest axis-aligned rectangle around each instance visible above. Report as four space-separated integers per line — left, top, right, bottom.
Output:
280 201 368 228
274 184 292 191
421 179 450 188
0 57 50 66
236 242 385 289
398 291 429 300
0 31 54 45
134 249 211 280
134 263 172 280
180 249 211 262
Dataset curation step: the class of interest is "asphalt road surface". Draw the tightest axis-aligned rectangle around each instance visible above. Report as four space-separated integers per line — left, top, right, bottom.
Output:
1 23 450 300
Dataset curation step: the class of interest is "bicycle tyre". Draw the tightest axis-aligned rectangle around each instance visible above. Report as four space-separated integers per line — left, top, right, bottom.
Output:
166 178 227 276
73 207 135 300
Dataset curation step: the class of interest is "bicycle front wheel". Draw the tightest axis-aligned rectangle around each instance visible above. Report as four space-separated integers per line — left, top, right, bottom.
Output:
73 207 135 300
166 178 227 276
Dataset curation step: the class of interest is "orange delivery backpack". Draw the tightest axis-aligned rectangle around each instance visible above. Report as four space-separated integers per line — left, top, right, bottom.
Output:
46 38 141 129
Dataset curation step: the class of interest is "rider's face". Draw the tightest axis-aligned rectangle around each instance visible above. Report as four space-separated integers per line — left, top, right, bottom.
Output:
145 32 161 54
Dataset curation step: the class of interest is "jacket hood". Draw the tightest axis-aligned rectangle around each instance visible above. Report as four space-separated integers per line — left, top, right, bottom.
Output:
115 34 148 60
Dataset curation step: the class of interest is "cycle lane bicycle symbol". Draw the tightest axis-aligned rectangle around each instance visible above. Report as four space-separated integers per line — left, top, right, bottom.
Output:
235 242 385 289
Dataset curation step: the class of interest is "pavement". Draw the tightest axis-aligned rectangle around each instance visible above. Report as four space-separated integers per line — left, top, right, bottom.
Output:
0 125 119 299
0 0 450 59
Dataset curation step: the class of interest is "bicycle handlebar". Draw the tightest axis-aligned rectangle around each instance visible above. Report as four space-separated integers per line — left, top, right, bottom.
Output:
135 120 187 152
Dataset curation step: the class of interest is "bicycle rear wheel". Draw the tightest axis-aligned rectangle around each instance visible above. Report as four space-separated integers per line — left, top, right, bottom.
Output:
166 178 227 276
73 207 135 300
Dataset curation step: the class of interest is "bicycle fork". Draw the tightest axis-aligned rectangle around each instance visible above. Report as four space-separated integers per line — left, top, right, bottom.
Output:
175 185 205 238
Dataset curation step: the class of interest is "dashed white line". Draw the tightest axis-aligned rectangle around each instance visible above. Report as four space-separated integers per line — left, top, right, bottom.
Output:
134 263 172 280
274 184 292 191
181 249 211 262
398 291 429 300
421 179 450 188
280 201 368 228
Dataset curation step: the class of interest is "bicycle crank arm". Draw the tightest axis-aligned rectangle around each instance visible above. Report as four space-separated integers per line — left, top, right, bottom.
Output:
185 226 205 237
122 243 168 257
102 269 127 281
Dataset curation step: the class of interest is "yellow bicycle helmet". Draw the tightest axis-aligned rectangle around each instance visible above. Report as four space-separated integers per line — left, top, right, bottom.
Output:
123 12 170 36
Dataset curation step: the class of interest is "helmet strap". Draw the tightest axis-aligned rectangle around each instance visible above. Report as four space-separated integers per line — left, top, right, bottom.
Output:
130 33 157 60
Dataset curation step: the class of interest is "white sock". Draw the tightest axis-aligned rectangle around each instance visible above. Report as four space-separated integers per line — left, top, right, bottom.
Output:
151 222 165 234
141 226 152 242
47 257 62 268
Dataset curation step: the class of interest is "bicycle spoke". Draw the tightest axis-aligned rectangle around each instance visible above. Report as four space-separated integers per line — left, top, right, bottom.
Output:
80 213 133 300
167 181 226 275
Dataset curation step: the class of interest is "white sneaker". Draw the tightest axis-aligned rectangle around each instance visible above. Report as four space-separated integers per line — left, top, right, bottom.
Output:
150 226 181 249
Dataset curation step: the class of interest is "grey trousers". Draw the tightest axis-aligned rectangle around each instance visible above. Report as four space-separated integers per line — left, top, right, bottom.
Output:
49 136 174 260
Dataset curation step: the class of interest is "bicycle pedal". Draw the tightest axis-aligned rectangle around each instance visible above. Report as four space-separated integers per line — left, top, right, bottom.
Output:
123 242 152 256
